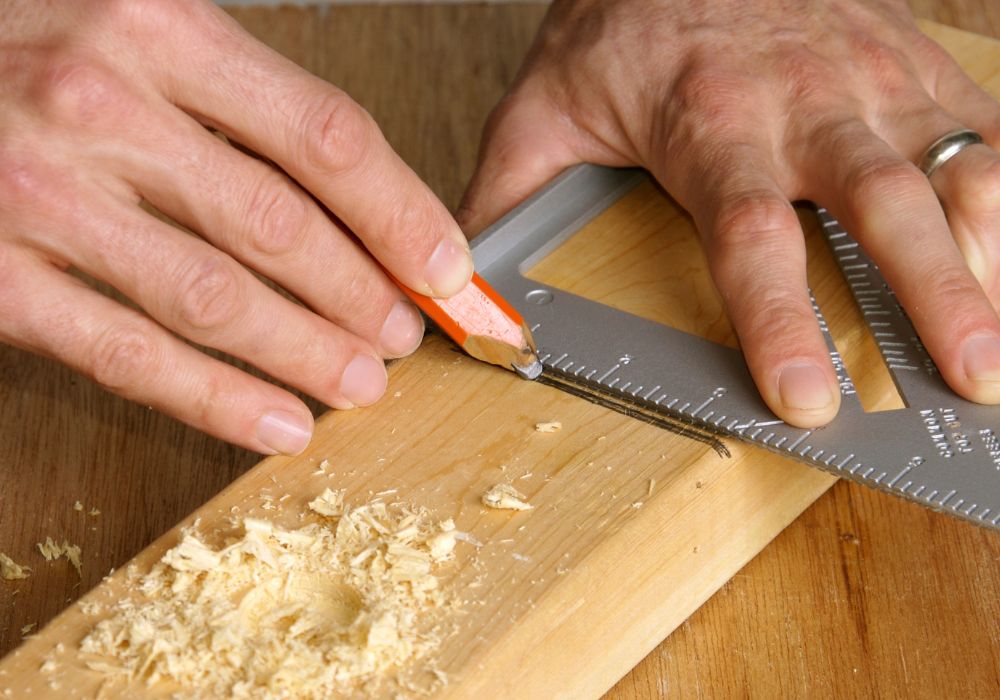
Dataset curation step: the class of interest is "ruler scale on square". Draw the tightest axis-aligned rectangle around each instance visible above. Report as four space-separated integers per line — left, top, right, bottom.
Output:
470 164 1000 533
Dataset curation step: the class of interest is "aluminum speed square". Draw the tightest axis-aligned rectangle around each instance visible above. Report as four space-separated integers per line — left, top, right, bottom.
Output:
470 164 1000 533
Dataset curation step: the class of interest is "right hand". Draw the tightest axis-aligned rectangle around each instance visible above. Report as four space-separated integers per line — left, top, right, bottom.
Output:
0 0 472 454
459 0 1000 428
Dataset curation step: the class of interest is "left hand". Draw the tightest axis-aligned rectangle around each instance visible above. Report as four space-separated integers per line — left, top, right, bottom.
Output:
458 0 1000 429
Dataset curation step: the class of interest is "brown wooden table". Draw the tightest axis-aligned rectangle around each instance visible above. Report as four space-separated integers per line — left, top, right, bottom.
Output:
1 2 999 697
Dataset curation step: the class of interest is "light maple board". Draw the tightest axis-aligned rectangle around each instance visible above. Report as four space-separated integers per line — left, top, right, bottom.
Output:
1 19 998 700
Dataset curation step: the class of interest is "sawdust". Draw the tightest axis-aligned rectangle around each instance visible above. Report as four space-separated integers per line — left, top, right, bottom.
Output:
78 488 461 698
534 421 562 433
78 599 104 616
481 484 533 511
36 537 82 577
0 553 29 581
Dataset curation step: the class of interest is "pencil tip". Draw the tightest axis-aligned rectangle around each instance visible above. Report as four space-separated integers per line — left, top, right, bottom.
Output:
513 357 543 380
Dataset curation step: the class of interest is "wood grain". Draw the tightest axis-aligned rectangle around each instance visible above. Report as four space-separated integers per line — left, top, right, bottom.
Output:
0 2 998 699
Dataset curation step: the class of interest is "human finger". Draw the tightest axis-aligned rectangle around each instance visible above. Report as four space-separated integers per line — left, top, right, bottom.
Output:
815 120 1000 404
0 247 314 455
677 147 841 428
107 97 424 359
902 35 1000 148
926 144 1000 303
27 189 388 411
914 64 1000 302
154 3 472 297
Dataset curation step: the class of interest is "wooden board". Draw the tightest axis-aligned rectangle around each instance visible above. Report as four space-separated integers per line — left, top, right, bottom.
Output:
0 191 833 696
1 7 999 699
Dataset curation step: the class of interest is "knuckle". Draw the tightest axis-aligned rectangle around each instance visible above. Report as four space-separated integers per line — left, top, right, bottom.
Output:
90 323 159 393
711 193 798 252
671 64 747 136
246 176 309 256
190 371 231 429
174 254 244 331
777 51 834 107
707 194 803 301
286 329 352 398
924 263 987 310
742 297 817 355
336 264 389 322
0 153 51 212
849 34 909 84
376 192 441 256
37 54 131 125
298 92 376 174
846 157 926 210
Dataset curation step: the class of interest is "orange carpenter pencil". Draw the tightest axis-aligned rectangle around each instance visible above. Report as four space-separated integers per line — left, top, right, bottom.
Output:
396 272 542 379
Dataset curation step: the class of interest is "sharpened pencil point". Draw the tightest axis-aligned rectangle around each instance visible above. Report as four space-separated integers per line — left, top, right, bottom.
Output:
513 358 543 380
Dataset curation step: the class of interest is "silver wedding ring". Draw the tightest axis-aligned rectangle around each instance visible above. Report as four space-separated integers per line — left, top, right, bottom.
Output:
918 128 984 178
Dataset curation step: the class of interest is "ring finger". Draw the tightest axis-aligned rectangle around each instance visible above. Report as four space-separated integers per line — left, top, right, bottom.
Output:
915 68 1000 304
811 118 1000 404
926 144 1000 303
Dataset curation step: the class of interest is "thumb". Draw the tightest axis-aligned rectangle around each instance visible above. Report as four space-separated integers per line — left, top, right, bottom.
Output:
457 93 580 238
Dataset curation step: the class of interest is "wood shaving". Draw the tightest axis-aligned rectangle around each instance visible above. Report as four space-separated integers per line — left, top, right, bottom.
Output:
37 537 82 577
425 520 456 560
20 624 35 636
312 458 333 476
73 501 84 512
0 553 30 580
481 484 533 511
79 489 460 698
534 421 562 433
308 487 344 516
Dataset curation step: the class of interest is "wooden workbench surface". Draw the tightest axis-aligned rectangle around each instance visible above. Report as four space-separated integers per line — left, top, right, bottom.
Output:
1 2 999 697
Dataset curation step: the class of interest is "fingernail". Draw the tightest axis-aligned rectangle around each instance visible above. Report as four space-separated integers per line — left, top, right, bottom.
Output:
962 335 1000 382
340 354 388 406
256 410 312 455
777 363 836 411
379 300 424 358
424 237 473 297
